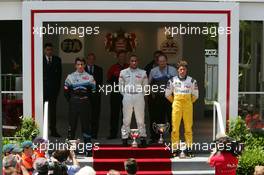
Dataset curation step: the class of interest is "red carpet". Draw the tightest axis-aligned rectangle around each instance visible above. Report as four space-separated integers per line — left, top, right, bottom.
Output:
93 144 172 175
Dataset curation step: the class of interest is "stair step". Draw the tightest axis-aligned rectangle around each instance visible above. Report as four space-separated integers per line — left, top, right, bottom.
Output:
93 158 171 171
93 145 171 159
90 145 213 174
96 171 172 175
95 170 215 175
76 156 213 171
94 158 170 163
171 156 213 171
172 156 209 162
172 170 214 174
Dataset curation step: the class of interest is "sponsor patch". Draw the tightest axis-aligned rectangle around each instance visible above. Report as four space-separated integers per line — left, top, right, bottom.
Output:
136 75 142 78
82 76 90 80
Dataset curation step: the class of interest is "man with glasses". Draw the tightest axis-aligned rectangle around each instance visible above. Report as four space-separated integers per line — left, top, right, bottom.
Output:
148 54 177 143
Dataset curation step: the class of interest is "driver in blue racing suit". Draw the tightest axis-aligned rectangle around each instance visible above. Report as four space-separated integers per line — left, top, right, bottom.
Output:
64 58 96 156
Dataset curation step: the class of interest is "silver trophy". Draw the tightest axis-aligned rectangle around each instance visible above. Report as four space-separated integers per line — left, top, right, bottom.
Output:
179 142 187 159
65 139 81 154
152 122 170 144
130 129 140 147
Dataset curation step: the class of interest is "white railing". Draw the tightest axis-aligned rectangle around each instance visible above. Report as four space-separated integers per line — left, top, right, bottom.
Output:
213 101 225 140
238 91 264 95
43 101 49 140
3 125 17 130
1 74 23 100
1 74 22 91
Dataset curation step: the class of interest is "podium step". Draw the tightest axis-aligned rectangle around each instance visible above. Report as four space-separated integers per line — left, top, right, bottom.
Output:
93 145 171 174
76 145 214 174
96 170 173 175
172 170 214 174
93 144 171 159
171 155 213 171
94 158 171 171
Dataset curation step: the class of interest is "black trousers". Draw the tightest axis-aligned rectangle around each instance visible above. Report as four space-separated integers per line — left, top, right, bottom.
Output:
68 97 92 140
90 93 101 138
46 98 58 134
109 92 123 137
149 94 172 140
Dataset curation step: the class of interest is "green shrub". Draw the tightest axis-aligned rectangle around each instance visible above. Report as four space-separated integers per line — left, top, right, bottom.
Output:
14 116 40 142
2 137 20 146
3 137 12 145
2 117 40 153
228 117 264 175
237 147 264 175
245 133 264 150
228 116 251 142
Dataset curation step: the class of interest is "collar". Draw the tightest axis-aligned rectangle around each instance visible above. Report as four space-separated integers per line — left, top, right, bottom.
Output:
178 75 187 81
129 67 138 72
117 62 127 69
45 55 52 60
75 70 85 74
159 65 167 71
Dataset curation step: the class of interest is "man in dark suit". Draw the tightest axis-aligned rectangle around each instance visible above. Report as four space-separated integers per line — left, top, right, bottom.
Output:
144 50 163 143
85 53 103 139
144 50 162 76
43 43 62 137
107 51 128 139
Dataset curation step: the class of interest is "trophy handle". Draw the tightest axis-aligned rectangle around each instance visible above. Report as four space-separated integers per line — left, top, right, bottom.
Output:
152 122 157 132
165 122 170 133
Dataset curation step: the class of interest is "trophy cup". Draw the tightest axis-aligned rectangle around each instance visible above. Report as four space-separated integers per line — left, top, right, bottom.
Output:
65 138 81 154
130 129 140 147
152 122 170 144
179 150 186 159
179 142 187 159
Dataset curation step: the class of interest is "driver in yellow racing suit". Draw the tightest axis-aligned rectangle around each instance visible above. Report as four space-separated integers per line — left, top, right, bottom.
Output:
165 60 199 157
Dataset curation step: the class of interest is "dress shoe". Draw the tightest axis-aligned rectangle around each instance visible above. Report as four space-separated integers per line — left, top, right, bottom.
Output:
92 136 98 139
139 138 147 148
107 135 117 139
85 151 93 157
122 139 128 147
51 131 61 138
185 148 195 158
148 138 158 145
172 149 181 157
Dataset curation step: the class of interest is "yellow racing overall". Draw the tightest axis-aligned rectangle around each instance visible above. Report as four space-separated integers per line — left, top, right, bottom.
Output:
165 76 198 148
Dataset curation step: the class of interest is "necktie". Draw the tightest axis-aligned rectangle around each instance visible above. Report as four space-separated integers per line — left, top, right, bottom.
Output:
89 66 93 74
48 57 52 64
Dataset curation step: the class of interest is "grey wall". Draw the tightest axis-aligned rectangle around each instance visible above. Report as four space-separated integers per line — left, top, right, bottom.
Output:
182 25 205 120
